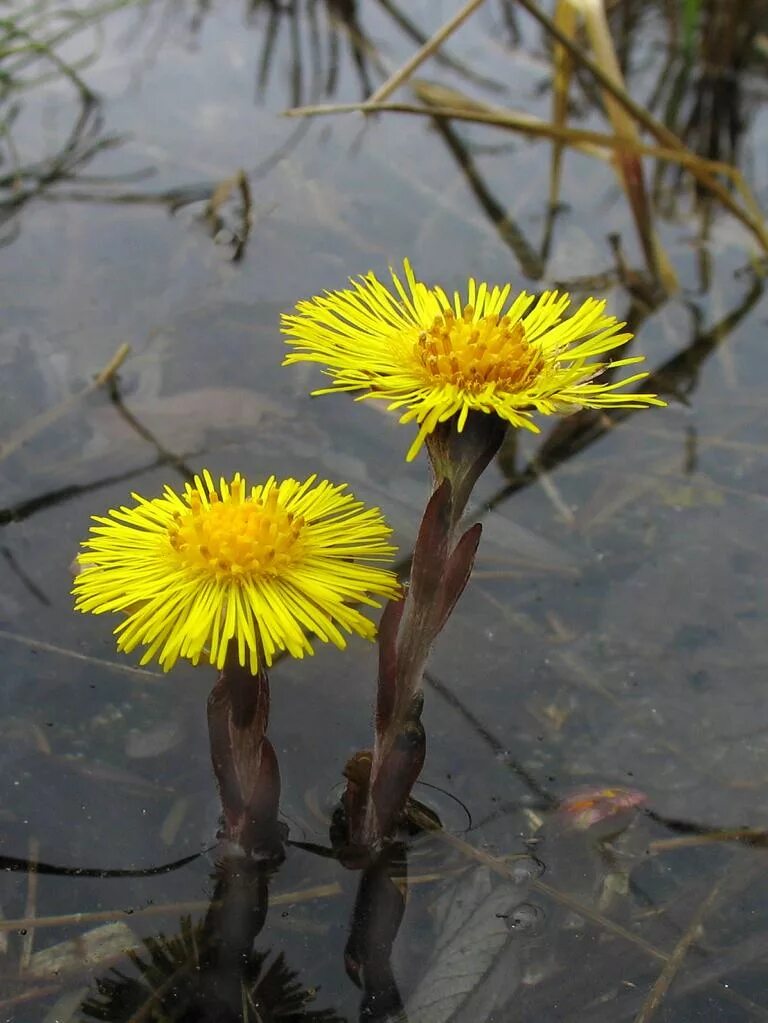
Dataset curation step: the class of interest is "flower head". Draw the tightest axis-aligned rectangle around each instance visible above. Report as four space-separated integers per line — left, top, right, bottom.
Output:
283 260 665 461
558 786 648 833
73 471 400 673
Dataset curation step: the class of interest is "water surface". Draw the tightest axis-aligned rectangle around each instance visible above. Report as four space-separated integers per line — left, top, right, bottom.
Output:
2 2 768 1019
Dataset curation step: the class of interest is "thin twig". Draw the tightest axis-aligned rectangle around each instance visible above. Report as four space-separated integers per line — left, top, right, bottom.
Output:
375 0 504 91
425 669 557 808
0 628 163 681
5 22 95 100
0 985 61 1013
19 837 40 971
0 343 130 463
284 99 760 195
286 88 766 250
0 867 456 936
649 829 768 853
0 900 215 935
408 805 670 963
366 0 487 104
633 877 724 1023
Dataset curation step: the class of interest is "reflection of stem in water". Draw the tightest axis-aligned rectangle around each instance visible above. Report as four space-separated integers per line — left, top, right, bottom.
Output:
77 639 338 1020
0 1 373 241
0 456 182 527
256 1 282 95
1 545 51 606
79 892 343 1021
485 270 764 515
0 99 123 238
427 113 546 280
424 669 558 810
290 0 304 107
0 365 200 528
0 342 129 464
253 0 377 104
107 377 196 483
327 0 378 98
3 19 96 101
684 424 698 475
654 0 767 208
4 0 142 84
345 842 407 1022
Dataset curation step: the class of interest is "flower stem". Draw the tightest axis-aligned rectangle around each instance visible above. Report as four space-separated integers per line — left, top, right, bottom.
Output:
207 645 283 858
361 414 507 846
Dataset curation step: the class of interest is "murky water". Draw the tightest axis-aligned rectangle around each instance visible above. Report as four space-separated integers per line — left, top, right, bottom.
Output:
2 1 768 1019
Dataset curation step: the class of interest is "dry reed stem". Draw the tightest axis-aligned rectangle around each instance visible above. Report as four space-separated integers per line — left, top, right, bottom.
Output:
549 0 579 206
515 0 768 251
633 877 724 1023
649 830 768 853
0 868 464 936
367 0 487 104
285 99 762 208
554 0 677 289
286 0 768 250
282 97 670 167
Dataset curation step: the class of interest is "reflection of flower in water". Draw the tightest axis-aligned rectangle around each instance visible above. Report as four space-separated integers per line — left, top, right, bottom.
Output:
283 261 665 462
79 916 343 1022
74 471 400 673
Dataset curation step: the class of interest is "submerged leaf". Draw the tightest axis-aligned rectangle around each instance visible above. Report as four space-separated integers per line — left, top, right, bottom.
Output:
404 867 527 1022
25 922 141 982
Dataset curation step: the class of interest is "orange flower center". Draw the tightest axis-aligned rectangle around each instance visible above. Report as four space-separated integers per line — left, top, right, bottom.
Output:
168 487 304 580
414 305 543 392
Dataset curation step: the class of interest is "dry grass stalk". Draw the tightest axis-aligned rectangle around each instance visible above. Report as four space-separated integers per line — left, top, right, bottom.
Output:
366 0 487 104
516 0 768 252
633 878 724 1023
552 0 677 290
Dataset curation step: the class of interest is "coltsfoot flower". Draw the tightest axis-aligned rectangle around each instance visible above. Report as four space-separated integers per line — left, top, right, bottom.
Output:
73 471 400 673
283 260 665 461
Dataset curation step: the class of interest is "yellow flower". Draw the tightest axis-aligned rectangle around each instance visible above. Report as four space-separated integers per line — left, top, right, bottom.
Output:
283 260 665 461
73 471 400 674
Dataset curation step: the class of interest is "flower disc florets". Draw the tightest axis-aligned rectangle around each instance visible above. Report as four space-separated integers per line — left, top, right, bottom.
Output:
415 305 544 394
73 471 400 674
168 483 304 580
282 260 665 461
